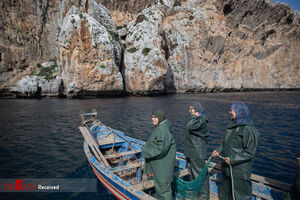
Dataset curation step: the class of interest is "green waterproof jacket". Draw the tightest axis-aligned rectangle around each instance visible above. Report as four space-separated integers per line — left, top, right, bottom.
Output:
141 119 176 182
217 122 260 180
286 166 300 200
184 115 209 160
295 166 300 197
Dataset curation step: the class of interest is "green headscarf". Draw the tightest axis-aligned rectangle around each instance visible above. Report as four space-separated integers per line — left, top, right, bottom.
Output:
152 109 166 124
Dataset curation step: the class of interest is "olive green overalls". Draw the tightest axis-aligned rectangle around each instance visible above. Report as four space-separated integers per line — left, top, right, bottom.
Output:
184 115 210 200
217 122 259 200
286 166 300 200
142 119 176 200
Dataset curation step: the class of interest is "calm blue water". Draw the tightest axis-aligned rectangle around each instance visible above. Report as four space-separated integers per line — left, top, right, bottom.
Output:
0 91 299 199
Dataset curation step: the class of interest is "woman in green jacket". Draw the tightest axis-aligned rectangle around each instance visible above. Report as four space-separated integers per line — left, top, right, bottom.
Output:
141 110 176 200
184 102 210 200
212 102 260 200
286 149 300 200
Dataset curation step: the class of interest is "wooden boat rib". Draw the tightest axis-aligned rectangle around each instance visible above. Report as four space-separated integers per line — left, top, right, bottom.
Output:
79 110 290 200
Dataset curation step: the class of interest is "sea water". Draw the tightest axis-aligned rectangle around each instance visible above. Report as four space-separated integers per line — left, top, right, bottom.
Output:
0 91 299 199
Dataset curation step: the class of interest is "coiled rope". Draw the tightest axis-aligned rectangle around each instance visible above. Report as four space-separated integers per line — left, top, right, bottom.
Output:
217 154 235 200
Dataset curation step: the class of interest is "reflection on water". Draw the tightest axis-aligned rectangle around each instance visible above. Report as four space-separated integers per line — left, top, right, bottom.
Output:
0 91 299 199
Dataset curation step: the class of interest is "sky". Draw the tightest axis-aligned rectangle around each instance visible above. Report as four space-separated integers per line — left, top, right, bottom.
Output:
272 0 300 11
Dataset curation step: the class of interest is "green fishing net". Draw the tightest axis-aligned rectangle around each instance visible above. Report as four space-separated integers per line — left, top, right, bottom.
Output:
173 159 211 200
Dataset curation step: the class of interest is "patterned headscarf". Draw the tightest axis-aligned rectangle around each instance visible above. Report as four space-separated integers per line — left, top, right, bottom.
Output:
231 102 252 125
190 101 206 117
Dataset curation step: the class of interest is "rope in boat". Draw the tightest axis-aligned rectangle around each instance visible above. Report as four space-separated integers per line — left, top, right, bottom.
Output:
216 154 235 200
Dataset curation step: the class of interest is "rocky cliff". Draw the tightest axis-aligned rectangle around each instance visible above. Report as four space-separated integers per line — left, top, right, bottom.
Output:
0 0 299 97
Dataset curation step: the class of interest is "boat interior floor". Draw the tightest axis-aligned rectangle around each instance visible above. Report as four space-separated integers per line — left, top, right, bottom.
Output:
101 146 192 193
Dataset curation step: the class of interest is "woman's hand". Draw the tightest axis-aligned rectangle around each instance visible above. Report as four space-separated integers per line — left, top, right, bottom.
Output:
212 150 219 157
194 112 200 117
224 157 231 165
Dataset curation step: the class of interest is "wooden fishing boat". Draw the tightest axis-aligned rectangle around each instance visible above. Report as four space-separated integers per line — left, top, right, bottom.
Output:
79 110 290 200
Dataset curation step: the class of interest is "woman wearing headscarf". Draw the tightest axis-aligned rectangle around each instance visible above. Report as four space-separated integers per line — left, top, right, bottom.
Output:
184 102 210 200
141 110 176 200
285 149 300 200
212 102 260 200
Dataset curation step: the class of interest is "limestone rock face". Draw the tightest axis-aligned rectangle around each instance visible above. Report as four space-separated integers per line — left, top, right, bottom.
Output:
0 0 61 96
0 0 124 97
58 0 123 96
0 0 299 97
120 0 300 92
87 0 117 32
210 0 300 90
11 75 62 97
11 76 41 97
124 5 169 94
11 61 62 97
98 0 154 25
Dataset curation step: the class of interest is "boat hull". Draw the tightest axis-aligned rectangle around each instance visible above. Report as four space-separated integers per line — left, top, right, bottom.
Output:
84 141 154 200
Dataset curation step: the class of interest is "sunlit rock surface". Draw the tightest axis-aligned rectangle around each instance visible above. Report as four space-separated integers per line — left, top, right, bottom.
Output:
0 0 299 97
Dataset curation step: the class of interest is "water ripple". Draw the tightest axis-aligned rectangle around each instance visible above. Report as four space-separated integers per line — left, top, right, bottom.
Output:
0 91 299 199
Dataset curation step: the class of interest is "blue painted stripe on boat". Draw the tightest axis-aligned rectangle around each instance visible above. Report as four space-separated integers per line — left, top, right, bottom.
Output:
92 164 140 200
89 161 127 199
84 142 149 200
85 144 138 199
252 182 285 199
209 178 220 197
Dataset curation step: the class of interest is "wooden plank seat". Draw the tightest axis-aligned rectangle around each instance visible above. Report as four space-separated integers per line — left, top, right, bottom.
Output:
79 126 111 169
110 162 144 173
105 149 141 159
133 168 190 190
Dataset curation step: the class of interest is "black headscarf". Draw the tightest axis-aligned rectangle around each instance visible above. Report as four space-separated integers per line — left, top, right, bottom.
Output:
152 110 166 124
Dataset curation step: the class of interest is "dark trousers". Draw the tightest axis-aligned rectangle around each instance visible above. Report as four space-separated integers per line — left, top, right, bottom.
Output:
222 172 252 200
188 158 210 200
154 178 173 200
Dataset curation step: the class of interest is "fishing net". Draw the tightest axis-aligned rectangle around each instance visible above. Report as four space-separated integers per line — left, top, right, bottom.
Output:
173 158 211 200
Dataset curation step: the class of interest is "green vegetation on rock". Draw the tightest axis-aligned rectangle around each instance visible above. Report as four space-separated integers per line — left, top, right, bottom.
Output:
142 48 151 56
36 60 58 81
108 30 119 41
127 47 138 53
